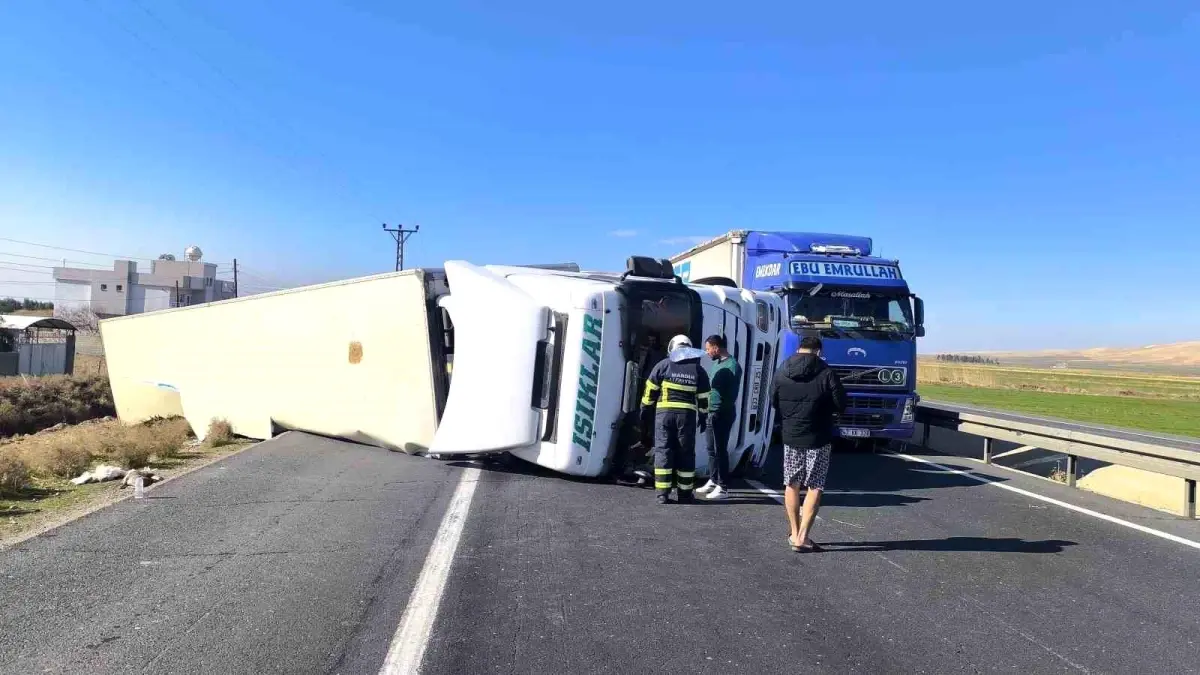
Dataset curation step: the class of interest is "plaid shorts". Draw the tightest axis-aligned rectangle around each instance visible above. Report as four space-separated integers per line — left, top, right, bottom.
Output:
783 444 832 489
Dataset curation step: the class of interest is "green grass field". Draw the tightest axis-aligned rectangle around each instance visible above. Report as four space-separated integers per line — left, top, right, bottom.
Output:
918 383 1200 439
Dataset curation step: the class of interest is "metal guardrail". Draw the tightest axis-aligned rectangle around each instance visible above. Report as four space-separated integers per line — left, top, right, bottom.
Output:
915 401 1200 518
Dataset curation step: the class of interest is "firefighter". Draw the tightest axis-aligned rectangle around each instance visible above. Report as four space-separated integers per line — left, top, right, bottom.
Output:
640 334 712 504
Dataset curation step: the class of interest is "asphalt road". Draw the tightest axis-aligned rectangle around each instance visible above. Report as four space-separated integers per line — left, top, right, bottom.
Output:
3 432 1200 674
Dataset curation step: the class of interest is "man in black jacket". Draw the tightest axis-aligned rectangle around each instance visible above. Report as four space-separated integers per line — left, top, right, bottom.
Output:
771 336 846 552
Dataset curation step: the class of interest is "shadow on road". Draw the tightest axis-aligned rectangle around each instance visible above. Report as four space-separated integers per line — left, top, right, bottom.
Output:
750 448 1004 507
697 491 931 507
821 491 930 508
833 452 1003 494
822 536 1077 554
438 445 1006 510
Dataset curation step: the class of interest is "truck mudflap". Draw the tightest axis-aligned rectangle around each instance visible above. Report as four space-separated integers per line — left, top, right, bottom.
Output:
428 261 551 454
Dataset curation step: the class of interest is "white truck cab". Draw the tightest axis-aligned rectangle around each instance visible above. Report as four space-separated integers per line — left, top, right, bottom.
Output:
430 256 785 479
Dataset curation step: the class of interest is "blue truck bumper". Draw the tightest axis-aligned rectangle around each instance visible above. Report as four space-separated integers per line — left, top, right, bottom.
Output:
838 426 914 441
835 392 915 441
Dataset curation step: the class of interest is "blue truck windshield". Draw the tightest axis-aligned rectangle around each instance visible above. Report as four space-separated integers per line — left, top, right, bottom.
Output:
788 289 914 336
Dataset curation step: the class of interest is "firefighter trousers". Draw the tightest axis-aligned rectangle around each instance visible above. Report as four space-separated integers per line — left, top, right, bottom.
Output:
653 409 697 498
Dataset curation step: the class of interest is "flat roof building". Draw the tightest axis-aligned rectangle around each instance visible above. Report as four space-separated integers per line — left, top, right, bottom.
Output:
53 254 235 319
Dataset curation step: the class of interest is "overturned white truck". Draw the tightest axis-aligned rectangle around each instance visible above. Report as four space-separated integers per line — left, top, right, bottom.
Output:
100 257 785 478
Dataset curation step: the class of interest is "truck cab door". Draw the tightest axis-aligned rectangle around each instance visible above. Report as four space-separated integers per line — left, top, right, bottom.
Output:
429 261 551 454
745 291 785 468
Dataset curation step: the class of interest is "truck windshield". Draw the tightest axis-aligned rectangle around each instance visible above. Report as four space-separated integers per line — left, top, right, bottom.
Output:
788 289 914 337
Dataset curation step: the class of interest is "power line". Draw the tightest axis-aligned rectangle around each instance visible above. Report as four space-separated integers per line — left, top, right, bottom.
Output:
0 261 62 271
0 294 59 303
0 265 54 275
0 251 112 268
0 236 156 262
230 267 295 289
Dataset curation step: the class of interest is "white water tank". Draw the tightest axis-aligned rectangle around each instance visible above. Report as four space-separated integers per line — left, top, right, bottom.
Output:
184 245 203 262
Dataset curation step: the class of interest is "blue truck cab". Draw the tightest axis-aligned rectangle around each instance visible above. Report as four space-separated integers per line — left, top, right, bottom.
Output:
670 230 926 446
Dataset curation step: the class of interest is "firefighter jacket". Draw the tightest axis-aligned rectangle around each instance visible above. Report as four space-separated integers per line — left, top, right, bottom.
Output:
641 349 712 416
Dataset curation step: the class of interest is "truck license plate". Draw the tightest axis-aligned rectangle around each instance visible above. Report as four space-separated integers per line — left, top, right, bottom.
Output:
749 366 764 410
841 428 870 438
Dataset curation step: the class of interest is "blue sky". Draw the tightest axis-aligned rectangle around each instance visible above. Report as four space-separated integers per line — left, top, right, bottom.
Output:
1 1 1198 352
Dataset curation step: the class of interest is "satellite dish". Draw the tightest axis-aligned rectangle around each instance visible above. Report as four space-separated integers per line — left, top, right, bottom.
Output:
184 246 203 262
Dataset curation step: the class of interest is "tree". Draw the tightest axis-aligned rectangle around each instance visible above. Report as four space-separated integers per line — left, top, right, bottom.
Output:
0 297 53 314
0 318 13 353
54 306 100 333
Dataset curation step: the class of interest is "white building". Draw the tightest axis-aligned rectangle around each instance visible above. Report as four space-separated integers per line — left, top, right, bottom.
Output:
53 247 236 319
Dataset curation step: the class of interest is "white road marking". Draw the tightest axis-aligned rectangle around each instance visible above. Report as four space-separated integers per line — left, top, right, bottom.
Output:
380 467 482 675
892 452 1200 552
1011 455 1068 470
745 480 782 501
990 445 1036 460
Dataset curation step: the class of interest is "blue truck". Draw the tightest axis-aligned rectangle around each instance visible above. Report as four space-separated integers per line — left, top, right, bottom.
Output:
669 230 925 447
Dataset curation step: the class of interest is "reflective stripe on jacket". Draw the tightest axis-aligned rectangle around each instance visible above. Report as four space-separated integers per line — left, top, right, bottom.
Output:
641 356 711 413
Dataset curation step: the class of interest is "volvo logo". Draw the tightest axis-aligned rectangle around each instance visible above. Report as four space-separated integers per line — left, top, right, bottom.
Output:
847 347 867 358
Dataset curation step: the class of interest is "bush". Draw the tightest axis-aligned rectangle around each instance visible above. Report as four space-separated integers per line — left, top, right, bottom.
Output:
104 430 154 469
0 375 115 438
97 418 191 467
23 439 92 478
0 452 31 496
205 418 235 448
145 418 192 459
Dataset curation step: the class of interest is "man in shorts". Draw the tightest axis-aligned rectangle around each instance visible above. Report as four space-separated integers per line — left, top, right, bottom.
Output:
771 336 846 552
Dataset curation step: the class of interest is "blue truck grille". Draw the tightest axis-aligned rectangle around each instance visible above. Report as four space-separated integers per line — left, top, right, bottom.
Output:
835 412 895 429
832 365 908 388
848 396 895 410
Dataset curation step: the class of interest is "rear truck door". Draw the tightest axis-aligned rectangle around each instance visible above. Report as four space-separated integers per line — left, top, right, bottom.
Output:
429 260 551 454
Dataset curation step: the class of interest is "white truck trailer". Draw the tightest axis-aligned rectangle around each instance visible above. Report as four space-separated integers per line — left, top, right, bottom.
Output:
100 256 784 478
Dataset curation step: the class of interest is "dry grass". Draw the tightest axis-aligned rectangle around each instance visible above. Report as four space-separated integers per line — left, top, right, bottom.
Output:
1 418 250 546
0 453 30 497
205 418 235 448
72 353 108 377
0 417 195 491
22 441 92 478
918 361 1200 400
0 374 115 438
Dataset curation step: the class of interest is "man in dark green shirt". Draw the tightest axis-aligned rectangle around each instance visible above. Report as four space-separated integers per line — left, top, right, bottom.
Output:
697 334 742 499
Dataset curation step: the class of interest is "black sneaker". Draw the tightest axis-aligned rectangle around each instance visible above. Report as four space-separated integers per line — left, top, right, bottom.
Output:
656 494 673 505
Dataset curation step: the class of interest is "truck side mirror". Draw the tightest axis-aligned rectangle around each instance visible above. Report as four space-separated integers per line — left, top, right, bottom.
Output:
913 295 925 337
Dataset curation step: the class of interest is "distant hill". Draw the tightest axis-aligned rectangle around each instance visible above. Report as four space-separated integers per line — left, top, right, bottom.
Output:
948 340 1200 376
996 341 1200 367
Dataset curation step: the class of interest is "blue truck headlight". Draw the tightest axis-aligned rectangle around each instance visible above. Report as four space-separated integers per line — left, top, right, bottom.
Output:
901 396 915 424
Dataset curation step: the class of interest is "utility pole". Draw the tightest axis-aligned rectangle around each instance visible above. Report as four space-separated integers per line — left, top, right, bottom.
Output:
233 258 239 298
381 223 420 271
175 280 180 308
